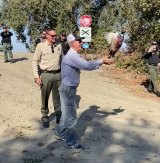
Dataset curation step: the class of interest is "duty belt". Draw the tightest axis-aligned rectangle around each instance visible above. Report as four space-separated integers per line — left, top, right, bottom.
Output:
41 69 60 74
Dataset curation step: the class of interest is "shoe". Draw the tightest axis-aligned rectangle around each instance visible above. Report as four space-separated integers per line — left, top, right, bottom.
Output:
147 89 153 93
55 111 61 124
155 91 160 97
42 121 49 128
55 133 66 141
56 116 60 124
10 60 14 63
4 60 9 63
66 144 84 150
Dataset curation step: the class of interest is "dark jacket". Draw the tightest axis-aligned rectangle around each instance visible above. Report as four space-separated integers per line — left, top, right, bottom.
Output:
1 31 13 44
35 37 41 47
56 38 69 55
142 51 160 65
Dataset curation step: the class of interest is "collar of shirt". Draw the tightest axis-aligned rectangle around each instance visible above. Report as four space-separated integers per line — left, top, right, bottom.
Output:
43 41 57 53
70 48 80 56
44 40 56 47
44 40 50 46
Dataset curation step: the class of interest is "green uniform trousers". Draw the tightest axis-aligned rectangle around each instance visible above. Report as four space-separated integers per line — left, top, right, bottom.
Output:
40 72 61 122
148 65 159 93
3 43 13 61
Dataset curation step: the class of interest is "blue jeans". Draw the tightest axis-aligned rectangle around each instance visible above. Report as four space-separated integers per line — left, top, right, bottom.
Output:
56 84 77 146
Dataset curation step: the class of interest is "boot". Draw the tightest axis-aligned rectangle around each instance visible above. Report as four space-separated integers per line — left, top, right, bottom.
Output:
155 91 160 97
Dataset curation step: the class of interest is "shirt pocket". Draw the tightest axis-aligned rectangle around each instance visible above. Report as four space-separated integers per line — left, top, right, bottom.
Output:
41 48 51 59
55 46 61 55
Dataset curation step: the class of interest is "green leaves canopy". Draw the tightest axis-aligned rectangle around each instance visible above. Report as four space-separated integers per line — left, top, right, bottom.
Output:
0 0 159 51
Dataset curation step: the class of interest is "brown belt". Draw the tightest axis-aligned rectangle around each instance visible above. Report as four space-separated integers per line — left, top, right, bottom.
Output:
41 69 60 74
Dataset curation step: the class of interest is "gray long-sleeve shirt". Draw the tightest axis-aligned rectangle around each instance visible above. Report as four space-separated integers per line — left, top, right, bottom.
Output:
61 48 103 87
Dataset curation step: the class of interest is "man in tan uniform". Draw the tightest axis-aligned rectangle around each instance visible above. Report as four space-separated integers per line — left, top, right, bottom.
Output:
32 28 62 128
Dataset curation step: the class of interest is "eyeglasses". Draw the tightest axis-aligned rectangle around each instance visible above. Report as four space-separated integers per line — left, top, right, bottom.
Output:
50 44 57 53
47 33 57 38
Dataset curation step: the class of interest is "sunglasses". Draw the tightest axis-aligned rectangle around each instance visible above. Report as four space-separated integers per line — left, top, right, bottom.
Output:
48 33 57 38
51 45 54 53
50 44 57 53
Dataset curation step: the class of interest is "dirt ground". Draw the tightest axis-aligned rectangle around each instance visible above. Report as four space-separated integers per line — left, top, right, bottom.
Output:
0 52 160 163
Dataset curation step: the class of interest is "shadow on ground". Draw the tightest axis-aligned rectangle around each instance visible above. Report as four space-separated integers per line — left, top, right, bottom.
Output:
0 105 159 163
13 57 29 63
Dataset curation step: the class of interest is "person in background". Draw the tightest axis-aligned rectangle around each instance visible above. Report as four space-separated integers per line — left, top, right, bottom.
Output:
119 29 131 55
1 26 13 63
142 41 160 97
32 28 62 128
56 32 69 55
35 30 46 47
55 33 114 149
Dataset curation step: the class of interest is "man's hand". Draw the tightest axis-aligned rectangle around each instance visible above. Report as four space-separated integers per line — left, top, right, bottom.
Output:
148 46 153 52
35 77 42 86
158 63 160 67
102 57 114 65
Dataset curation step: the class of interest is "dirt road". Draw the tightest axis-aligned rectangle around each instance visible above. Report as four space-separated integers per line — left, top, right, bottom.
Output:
0 53 160 163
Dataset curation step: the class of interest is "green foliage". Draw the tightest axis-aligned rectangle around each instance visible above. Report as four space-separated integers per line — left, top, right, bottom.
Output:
0 0 93 43
119 0 160 51
0 0 63 43
92 27 107 51
0 0 159 74
115 53 148 74
0 0 101 51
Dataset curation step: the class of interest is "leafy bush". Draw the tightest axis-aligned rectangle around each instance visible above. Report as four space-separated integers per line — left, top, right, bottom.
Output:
92 28 108 52
115 53 148 74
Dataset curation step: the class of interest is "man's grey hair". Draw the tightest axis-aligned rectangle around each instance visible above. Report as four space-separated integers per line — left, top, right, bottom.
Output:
68 41 74 47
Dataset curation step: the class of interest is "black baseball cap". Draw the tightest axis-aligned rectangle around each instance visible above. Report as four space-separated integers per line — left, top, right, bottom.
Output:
3 26 7 29
151 41 158 45
61 32 66 36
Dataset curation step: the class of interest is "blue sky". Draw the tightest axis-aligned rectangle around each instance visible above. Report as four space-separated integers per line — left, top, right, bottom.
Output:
11 30 27 52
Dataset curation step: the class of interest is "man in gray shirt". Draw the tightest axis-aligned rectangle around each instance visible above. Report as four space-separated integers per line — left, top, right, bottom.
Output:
55 33 113 149
33 28 62 128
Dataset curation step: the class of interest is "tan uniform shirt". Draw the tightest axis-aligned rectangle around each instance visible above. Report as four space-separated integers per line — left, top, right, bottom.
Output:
32 41 62 78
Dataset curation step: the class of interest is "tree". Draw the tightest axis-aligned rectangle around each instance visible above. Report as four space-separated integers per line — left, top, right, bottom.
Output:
119 0 160 51
0 0 159 52
0 0 92 50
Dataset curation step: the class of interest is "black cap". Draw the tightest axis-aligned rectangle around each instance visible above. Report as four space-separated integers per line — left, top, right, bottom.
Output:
61 32 66 36
72 33 85 42
3 26 7 29
151 41 158 45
